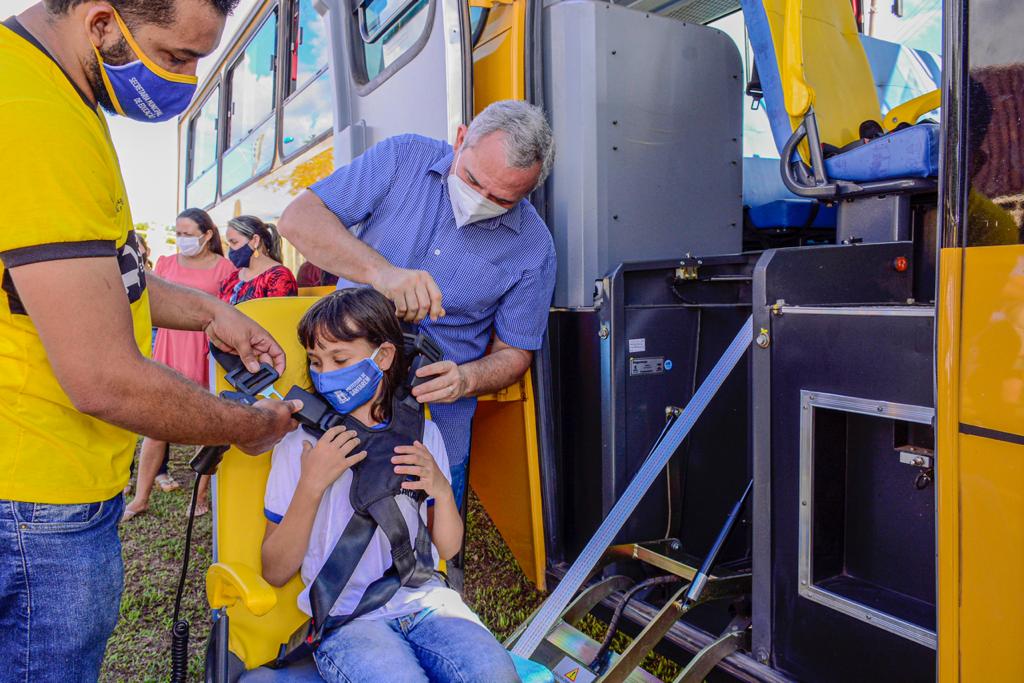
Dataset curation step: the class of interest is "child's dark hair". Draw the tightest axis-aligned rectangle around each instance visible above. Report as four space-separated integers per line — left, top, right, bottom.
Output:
298 288 406 423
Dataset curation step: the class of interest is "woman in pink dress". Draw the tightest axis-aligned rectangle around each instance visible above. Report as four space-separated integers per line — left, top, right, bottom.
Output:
123 208 236 521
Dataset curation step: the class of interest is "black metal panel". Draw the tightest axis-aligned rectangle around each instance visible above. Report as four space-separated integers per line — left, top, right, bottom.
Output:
603 257 755 561
547 311 606 561
753 243 915 307
765 311 935 682
619 304 700 545
545 255 759 667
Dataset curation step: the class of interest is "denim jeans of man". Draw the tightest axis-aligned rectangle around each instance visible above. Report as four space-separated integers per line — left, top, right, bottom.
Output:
0 494 124 683
313 605 520 683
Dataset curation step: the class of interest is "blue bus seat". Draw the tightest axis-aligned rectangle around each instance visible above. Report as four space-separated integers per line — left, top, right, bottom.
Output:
744 156 837 229
823 122 939 181
739 0 940 193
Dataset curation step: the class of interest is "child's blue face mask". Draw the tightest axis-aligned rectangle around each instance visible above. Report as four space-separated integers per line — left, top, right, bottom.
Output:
310 347 383 414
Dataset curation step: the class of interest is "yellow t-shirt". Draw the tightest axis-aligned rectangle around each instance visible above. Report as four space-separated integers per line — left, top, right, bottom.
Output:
0 18 152 504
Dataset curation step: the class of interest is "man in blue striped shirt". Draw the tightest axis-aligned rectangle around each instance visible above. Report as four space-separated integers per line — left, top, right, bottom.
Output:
279 101 556 511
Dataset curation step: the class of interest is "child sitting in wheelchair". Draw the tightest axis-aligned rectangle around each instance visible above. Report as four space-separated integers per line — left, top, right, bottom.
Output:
261 287 520 682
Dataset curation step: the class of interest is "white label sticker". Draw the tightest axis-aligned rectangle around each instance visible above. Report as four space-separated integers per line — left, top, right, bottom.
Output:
552 657 597 683
628 338 646 353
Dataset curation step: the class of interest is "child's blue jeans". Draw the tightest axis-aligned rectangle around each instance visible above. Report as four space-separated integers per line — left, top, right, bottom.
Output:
314 604 520 683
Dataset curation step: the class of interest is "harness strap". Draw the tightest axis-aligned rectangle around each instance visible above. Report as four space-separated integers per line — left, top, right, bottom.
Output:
308 510 378 634
316 496 437 635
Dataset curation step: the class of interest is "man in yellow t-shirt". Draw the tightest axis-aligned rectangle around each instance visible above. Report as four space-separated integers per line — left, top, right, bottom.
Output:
0 2 301 679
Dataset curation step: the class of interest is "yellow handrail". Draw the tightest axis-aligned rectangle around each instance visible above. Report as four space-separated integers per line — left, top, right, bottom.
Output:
884 88 941 131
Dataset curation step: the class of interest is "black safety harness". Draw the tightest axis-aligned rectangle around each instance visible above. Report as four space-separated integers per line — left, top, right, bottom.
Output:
170 333 443 678
273 330 444 665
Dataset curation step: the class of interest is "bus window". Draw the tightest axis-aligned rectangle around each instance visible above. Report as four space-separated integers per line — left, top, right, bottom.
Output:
708 11 777 159
282 0 333 159
185 86 220 209
354 0 430 85
222 10 278 195
870 0 942 55
469 5 487 47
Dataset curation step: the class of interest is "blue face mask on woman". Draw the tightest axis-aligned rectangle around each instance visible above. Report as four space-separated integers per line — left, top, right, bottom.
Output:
310 347 384 414
228 244 253 269
92 10 198 122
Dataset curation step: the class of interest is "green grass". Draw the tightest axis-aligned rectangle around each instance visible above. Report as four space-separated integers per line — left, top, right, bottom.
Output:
101 445 212 683
102 443 679 681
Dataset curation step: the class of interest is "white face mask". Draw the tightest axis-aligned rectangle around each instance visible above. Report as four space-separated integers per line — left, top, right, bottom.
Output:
177 234 205 257
447 152 510 227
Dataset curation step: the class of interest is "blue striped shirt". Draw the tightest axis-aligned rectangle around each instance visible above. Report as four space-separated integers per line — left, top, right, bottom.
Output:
310 134 556 466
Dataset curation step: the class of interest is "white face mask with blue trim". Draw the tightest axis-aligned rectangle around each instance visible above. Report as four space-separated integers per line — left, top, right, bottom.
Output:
309 347 384 414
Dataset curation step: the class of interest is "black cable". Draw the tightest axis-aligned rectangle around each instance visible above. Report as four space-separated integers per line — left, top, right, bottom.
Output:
170 472 203 683
590 575 682 673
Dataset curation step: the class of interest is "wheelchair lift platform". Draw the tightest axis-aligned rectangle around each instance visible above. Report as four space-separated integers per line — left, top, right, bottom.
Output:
507 318 756 683
509 540 753 683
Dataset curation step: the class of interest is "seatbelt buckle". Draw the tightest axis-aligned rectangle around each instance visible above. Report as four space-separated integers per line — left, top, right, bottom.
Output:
403 331 443 389
224 362 279 397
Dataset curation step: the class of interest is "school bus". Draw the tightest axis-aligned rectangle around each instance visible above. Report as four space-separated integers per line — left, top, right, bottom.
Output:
178 0 1024 680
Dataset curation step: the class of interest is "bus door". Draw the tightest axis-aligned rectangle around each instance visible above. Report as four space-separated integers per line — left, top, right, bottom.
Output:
320 0 473 162
937 0 1024 680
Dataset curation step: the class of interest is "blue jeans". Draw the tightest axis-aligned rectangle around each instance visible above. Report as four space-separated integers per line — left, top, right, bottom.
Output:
314 606 519 683
0 494 124 683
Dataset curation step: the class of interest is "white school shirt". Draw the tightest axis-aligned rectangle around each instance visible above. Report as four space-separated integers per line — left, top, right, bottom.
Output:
264 420 472 621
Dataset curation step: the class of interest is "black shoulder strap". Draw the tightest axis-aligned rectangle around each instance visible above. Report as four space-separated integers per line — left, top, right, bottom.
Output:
308 510 378 635
304 393 433 643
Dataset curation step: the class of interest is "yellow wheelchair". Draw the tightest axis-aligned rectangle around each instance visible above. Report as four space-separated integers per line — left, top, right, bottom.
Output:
185 296 550 681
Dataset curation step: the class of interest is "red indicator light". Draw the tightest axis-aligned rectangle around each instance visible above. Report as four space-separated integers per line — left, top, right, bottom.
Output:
893 256 909 272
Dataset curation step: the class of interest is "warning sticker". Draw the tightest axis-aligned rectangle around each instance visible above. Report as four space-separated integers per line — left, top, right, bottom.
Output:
629 356 665 376
628 337 646 353
552 657 597 683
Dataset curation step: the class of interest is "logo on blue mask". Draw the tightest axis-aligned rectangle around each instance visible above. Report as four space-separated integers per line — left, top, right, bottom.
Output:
310 347 384 414
93 10 197 122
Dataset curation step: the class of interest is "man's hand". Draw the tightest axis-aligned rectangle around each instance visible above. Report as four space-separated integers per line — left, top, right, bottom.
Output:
234 399 303 455
411 360 468 404
393 441 454 503
371 265 445 323
204 302 287 374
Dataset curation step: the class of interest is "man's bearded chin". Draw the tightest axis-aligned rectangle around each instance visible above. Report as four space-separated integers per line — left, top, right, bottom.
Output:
87 37 134 114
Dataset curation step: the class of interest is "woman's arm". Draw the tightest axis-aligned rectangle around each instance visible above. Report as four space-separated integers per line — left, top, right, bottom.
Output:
392 441 463 560
261 427 367 586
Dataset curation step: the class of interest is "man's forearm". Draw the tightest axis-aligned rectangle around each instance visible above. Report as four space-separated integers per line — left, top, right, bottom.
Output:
89 353 271 445
147 272 219 331
462 347 533 397
278 190 390 285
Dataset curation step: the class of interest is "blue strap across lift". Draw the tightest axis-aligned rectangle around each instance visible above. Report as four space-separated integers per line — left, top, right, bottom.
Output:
509 317 753 672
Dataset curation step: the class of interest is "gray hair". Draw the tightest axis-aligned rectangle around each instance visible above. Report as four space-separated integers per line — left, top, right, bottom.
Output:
464 100 555 190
